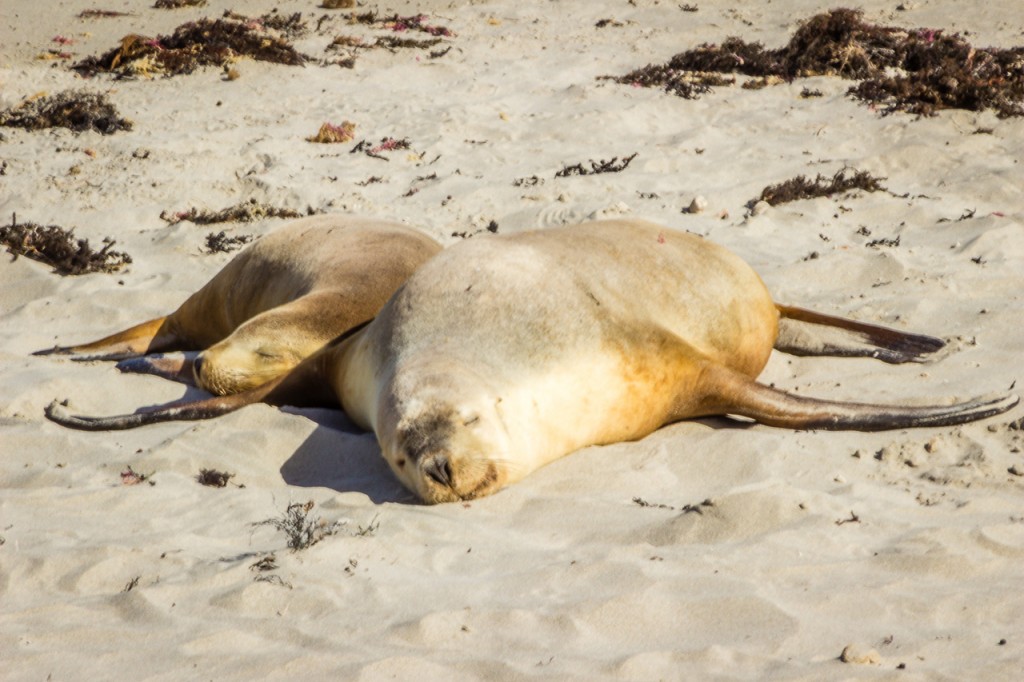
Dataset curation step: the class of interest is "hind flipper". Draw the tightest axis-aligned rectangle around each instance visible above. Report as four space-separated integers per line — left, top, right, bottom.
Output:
775 305 945 364
44 392 256 431
694 363 1018 431
33 316 184 361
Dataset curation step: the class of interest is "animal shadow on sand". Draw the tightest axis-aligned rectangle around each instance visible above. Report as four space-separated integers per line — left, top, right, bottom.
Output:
282 409 751 502
277 408 415 503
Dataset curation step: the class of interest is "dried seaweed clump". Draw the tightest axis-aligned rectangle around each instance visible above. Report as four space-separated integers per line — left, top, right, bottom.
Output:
204 231 254 253
332 34 445 51
614 8 1024 117
350 12 454 37
848 40 1024 117
253 500 340 551
161 199 306 225
350 137 412 160
1 217 132 275
224 10 308 38
754 168 886 207
327 12 453 66
78 10 133 19
154 0 207 8
0 92 132 134
555 153 638 177
73 15 307 78
196 468 234 487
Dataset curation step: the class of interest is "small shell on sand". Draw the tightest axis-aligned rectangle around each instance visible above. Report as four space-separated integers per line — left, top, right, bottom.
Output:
687 195 707 213
840 644 881 665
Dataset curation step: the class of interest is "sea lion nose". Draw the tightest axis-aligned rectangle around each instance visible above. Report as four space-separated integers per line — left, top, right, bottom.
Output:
192 354 205 380
423 455 453 488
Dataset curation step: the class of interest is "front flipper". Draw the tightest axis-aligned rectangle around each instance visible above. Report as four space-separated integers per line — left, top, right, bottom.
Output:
775 304 945 364
45 345 340 431
116 352 198 386
697 363 1019 431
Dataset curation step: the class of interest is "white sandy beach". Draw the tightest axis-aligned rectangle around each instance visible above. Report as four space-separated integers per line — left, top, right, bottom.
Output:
2 0 1023 679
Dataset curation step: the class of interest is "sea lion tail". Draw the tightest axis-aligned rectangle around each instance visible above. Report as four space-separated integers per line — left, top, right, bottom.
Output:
701 365 1019 431
775 304 945 364
33 316 179 360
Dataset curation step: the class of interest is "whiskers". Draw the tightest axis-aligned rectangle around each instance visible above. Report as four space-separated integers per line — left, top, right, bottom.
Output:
454 455 527 500
200 362 286 395
200 366 243 395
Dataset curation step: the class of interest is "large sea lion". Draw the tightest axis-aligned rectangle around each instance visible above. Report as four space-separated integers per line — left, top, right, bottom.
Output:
36 215 441 395
46 219 1019 503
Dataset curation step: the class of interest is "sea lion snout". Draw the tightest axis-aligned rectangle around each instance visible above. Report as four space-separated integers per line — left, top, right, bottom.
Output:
391 410 462 502
421 455 453 488
416 448 504 504
382 398 511 503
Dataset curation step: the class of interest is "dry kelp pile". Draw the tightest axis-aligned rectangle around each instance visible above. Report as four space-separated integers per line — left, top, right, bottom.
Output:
154 0 207 8
196 468 235 488
348 12 454 37
73 12 307 78
613 8 1024 117
0 92 131 134
350 137 413 160
555 153 638 177
225 10 307 38
160 199 306 225
326 11 454 65
204 231 253 253
0 217 132 275
78 9 133 19
328 33 445 52
754 168 886 206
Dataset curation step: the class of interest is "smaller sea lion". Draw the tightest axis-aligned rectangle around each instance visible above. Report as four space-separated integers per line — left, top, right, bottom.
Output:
46 220 1019 504
35 215 441 395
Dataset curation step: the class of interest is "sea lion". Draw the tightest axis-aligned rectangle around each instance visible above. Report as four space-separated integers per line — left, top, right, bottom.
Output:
46 219 1019 503
36 214 441 395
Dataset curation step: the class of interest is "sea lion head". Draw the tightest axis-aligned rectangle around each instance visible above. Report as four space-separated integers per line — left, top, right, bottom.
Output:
194 339 301 395
377 367 516 504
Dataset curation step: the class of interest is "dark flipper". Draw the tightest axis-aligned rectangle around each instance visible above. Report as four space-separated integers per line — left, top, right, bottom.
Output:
699 363 1019 431
116 352 198 386
44 392 256 431
775 304 945 364
45 347 339 431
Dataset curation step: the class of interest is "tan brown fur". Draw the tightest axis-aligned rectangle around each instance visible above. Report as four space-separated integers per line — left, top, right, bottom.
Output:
37 215 441 395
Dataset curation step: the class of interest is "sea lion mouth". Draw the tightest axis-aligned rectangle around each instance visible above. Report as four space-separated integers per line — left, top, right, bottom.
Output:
463 461 500 500
422 455 453 488
416 455 501 503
